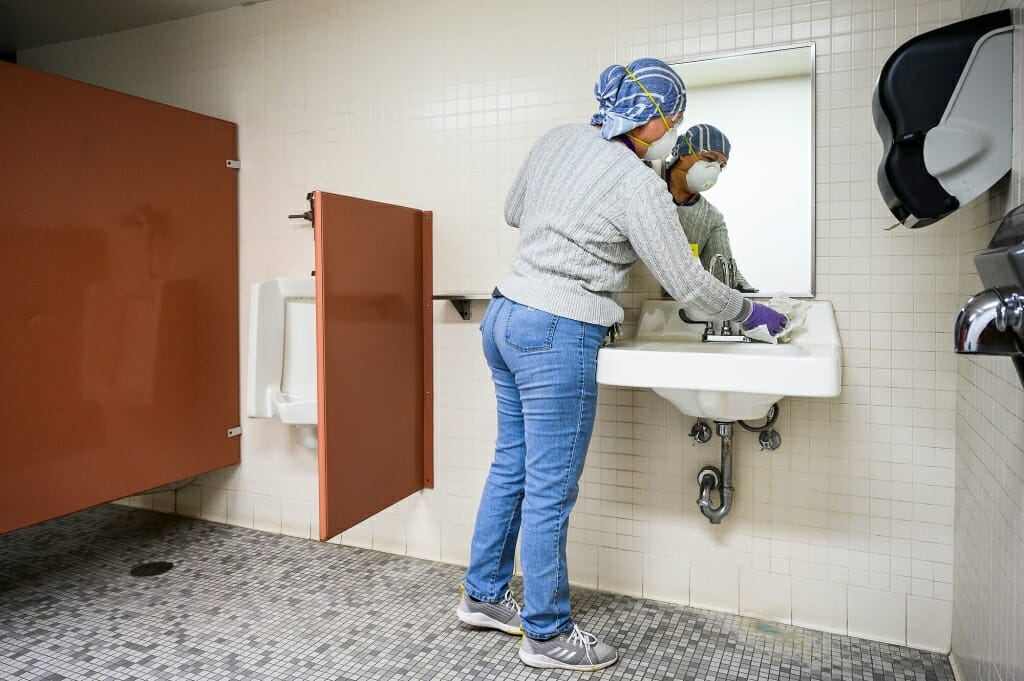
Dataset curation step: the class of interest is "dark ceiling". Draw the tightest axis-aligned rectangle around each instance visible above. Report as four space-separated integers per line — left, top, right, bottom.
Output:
0 0 255 56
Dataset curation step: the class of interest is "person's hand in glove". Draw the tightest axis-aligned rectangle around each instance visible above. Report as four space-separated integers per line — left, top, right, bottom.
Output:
741 302 788 336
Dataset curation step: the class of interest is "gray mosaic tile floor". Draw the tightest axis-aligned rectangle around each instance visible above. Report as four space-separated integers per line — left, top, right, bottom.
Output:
0 506 954 681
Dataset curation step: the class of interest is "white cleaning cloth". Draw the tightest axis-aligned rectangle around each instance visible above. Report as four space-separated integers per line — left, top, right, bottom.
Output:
742 294 810 344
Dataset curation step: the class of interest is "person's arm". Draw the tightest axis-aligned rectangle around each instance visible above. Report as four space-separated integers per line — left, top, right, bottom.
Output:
623 182 749 321
504 150 532 228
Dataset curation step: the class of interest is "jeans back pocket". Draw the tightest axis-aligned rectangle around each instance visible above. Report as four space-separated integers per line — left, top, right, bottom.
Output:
504 303 559 352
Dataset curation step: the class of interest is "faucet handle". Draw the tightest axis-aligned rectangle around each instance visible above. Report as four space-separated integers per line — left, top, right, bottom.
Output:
709 253 737 290
678 308 714 341
678 309 700 324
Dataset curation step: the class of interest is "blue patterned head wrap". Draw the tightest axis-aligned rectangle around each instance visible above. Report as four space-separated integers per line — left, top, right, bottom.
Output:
590 58 687 140
667 124 732 167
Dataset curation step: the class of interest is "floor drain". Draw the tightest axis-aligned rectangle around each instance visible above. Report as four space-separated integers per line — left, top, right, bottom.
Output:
130 561 174 577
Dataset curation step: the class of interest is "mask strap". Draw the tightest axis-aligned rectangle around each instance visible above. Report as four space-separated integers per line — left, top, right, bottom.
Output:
625 133 652 148
685 134 701 161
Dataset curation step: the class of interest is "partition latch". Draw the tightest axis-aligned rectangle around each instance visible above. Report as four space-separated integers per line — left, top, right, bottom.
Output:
227 426 242 438
226 160 241 169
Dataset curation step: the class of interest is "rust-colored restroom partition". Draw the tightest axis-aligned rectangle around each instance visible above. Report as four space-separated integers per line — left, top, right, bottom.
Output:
313 192 433 540
0 63 240 534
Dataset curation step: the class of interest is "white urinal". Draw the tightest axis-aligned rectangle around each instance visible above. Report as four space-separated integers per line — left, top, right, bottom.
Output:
247 276 318 449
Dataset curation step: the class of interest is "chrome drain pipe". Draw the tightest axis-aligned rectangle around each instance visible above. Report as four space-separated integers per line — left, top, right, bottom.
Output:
696 422 734 524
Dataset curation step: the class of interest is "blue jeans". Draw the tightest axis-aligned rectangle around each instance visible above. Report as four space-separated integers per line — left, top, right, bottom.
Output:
463 294 608 639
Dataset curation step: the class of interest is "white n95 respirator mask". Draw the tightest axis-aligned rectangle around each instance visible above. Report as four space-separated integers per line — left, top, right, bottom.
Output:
643 127 678 162
685 160 721 192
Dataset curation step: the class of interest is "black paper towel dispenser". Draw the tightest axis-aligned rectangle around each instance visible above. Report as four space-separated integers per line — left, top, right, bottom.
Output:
872 11 1012 228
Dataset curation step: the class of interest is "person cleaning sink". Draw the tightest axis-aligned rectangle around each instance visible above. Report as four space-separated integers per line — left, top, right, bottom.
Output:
663 124 757 293
456 57 787 673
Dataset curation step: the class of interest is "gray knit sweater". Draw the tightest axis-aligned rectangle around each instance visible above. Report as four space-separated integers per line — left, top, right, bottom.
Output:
676 196 755 292
496 124 747 326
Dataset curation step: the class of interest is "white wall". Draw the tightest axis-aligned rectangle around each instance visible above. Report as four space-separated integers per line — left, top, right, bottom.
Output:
952 2 1024 679
21 0 964 651
683 75 814 294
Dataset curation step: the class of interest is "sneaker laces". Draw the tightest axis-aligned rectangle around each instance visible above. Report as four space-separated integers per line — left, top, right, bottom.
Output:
567 624 598 663
501 589 521 615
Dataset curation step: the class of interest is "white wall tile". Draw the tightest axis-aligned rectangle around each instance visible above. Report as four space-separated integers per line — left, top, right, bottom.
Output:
175 485 202 519
281 500 311 539
952 2 1024 677
643 554 689 604
848 586 906 646
690 562 739 614
226 491 254 529
253 495 282 534
597 547 644 598
740 570 792 624
373 513 408 555
406 512 442 562
567 542 599 589
200 487 228 524
440 523 471 566
907 596 952 653
150 491 176 514
792 578 847 634
340 518 373 550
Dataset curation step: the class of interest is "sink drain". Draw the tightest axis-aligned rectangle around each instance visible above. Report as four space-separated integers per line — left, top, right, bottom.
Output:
130 561 174 577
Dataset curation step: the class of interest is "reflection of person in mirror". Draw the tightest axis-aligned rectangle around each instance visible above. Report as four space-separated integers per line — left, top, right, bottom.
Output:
663 124 757 293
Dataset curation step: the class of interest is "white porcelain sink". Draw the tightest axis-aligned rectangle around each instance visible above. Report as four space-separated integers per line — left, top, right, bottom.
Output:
597 300 842 421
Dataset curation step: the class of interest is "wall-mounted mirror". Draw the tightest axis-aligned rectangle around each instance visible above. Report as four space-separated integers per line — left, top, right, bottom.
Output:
664 44 815 297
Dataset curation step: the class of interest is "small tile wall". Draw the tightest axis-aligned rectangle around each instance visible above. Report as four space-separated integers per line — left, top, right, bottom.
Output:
21 0 973 651
952 2 1024 679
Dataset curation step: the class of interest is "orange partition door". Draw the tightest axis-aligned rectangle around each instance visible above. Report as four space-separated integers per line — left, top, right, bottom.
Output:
0 63 240 534
313 191 433 540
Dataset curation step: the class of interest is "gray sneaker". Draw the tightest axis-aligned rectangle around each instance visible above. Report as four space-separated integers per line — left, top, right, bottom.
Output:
519 624 618 671
455 586 522 635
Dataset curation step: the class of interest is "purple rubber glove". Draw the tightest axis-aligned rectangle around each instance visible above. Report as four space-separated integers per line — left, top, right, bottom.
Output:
742 302 788 336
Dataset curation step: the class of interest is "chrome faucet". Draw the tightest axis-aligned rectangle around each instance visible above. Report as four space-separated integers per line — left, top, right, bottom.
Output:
675 254 750 342
709 254 735 289
708 254 745 340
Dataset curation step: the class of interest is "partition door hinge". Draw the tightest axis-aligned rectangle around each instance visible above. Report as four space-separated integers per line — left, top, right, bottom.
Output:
226 160 241 169
227 426 242 438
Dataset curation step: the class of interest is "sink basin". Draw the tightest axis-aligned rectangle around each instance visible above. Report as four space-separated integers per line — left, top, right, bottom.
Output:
597 300 842 421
